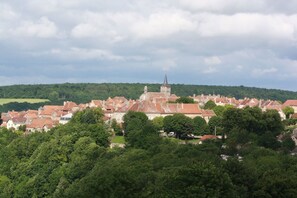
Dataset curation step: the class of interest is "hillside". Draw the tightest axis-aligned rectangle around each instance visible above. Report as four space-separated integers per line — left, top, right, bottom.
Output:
0 83 296 104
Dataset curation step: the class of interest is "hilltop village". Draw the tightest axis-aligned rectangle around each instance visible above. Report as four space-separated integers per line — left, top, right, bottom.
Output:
1 76 297 133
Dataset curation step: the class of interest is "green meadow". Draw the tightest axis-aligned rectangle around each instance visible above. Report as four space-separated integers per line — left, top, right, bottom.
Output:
0 98 49 105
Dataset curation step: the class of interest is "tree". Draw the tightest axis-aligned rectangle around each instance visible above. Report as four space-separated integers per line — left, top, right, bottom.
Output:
111 119 122 136
163 114 194 139
125 121 161 150
152 116 164 131
262 109 284 136
71 108 104 125
213 106 226 117
123 111 148 132
193 116 207 135
208 116 223 135
281 135 296 152
152 162 236 197
175 97 195 104
283 106 294 119
204 100 217 110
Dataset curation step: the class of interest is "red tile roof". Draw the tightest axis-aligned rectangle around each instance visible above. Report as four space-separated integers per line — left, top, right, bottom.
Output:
200 135 217 141
283 100 297 107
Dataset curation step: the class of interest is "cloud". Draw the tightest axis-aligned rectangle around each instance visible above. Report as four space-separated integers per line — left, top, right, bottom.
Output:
0 0 297 90
252 67 278 77
42 48 125 61
204 56 222 65
196 13 296 40
132 10 195 39
14 17 58 38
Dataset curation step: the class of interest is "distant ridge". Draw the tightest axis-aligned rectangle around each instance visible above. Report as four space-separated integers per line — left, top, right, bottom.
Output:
0 83 296 104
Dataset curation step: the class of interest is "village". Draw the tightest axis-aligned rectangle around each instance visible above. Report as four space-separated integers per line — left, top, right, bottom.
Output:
1 76 297 134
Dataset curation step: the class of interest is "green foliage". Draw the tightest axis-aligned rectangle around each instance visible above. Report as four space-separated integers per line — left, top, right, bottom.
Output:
281 135 296 152
163 114 194 139
213 105 226 117
0 83 296 112
123 111 162 150
192 116 207 135
0 106 297 197
0 101 52 113
152 116 164 131
152 162 236 197
123 111 148 132
208 116 223 135
204 100 217 109
111 119 122 136
283 106 295 119
71 108 104 125
175 96 195 104
222 107 285 152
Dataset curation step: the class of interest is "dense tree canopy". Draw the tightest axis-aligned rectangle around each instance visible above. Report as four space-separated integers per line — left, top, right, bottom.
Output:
0 105 295 197
204 100 217 110
163 114 194 138
175 96 195 104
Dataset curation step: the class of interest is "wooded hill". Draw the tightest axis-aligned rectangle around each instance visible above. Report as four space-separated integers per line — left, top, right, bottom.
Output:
0 83 296 104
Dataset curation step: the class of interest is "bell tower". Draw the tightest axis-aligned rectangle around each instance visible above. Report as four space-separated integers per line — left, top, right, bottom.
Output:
160 74 171 96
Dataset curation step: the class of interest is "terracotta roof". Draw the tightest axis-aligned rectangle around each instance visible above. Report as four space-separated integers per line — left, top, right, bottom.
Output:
26 118 54 129
63 101 78 111
201 110 216 117
283 100 297 107
11 117 27 124
39 105 63 116
129 102 202 115
200 135 217 141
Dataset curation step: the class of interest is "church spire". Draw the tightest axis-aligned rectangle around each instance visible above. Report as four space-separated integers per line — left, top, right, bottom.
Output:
160 74 171 96
163 74 169 86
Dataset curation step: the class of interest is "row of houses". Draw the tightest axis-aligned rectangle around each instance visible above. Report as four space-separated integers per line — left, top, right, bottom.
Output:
1 76 297 132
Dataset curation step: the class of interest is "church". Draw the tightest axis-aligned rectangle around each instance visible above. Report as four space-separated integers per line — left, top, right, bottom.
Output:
139 75 178 102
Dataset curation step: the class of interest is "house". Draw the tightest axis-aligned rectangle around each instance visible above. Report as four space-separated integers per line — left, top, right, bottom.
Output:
26 118 55 133
59 113 73 125
7 117 27 130
283 100 297 112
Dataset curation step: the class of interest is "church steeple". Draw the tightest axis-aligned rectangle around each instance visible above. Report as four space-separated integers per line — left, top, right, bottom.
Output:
160 74 171 96
163 74 169 87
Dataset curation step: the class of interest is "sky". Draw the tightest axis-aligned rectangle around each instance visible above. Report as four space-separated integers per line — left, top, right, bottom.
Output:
0 0 297 91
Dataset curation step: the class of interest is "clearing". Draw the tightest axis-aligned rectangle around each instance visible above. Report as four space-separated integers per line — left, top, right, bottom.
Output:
0 98 49 105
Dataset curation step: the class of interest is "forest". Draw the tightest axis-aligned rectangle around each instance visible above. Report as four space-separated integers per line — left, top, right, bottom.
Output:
0 107 297 197
0 83 297 113
0 83 297 104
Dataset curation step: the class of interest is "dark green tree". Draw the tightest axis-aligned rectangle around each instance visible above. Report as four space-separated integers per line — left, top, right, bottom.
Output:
193 116 207 135
163 114 194 139
71 108 104 125
175 97 195 104
204 100 217 110
208 116 223 135
213 105 226 117
152 116 164 131
282 106 294 119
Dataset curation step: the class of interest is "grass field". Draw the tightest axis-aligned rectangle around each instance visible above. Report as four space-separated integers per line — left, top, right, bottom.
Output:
0 98 49 105
111 136 125 144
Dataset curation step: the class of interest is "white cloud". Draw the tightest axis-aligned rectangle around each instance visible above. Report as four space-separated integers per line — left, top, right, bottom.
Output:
1 0 297 90
179 0 267 13
196 13 296 40
202 66 218 74
204 56 222 65
252 67 278 77
14 17 58 38
49 48 124 61
132 10 195 38
0 3 18 20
